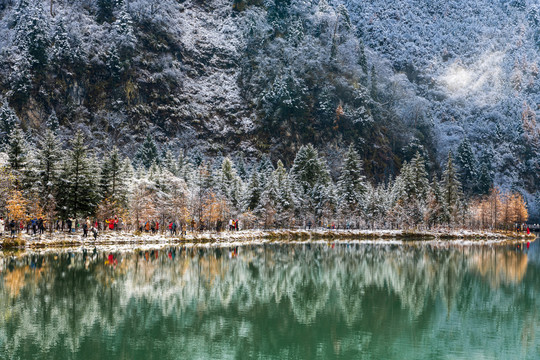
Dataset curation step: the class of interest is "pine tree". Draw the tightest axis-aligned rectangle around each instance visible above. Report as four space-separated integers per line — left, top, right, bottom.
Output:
58 131 99 219
290 144 332 225
162 149 178 175
290 144 331 191
273 160 296 225
358 41 368 84
403 152 430 202
426 179 443 228
441 152 463 226
337 144 366 218
0 100 19 144
477 163 492 196
244 169 261 211
36 129 62 205
113 1 136 57
455 137 478 196
255 171 279 228
46 110 60 134
14 2 50 72
177 151 193 183
217 157 243 211
136 134 159 168
100 147 130 209
7 127 27 177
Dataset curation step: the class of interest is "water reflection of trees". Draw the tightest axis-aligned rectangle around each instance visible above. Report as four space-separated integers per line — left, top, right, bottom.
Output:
0 243 538 358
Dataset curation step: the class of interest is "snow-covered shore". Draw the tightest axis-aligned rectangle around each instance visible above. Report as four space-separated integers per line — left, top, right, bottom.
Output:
0 229 535 250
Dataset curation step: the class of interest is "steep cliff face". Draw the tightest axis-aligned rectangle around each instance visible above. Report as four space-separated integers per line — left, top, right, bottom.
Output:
0 0 256 155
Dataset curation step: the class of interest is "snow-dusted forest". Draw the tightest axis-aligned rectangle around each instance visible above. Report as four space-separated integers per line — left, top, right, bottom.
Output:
0 127 529 232
0 0 539 223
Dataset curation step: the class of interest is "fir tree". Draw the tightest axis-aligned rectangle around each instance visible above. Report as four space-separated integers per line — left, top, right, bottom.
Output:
337 144 367 217
217 157 243 211
244 169 261 211
113 1 136 57
46 110 60 134
162 149 178 175
0 100 19 144
290 144 331 191
255 171 279 228
477 163 492 196
290 144 332 224
273 160 296 225
136 134 159 169
58 131 99 219
100 147 129 208
403 152 430 202
455 137 478 196
7 127 27 175
441 152 463 225
36 129 62 205
14 2 50 72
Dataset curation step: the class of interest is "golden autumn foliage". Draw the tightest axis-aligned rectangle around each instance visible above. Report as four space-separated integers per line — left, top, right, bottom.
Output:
6 190 27 222
470 187 528 230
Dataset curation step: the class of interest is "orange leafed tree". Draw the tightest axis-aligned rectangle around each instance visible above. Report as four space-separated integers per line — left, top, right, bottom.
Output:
6 190 27 222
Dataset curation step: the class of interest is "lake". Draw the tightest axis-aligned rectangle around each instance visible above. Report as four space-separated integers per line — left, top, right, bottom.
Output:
1 239 539 359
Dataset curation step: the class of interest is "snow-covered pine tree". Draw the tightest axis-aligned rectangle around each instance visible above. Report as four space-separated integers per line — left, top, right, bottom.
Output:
290 144 332 226
58 131 99 219
7 127 28 180
358 41 368 84
441 152 463 226
455 137 478 196
162 149 178 175
100 147 130 209
337 144 366 219
273 160 296 226
36 129 62 205
255 171 279 228
14 1 50 73
244 169 261 212
0 100 19 144
426 178 443 228
403 152 430 202
45 110 60 134
217 157 243 212
136 134 159 169
477 162 492 196
113 0 136 57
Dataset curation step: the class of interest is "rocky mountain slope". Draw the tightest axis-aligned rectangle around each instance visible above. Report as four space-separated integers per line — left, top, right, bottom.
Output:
0 0 539 217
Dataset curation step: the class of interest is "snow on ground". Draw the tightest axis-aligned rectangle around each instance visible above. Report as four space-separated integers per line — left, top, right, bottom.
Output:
0 229 535 253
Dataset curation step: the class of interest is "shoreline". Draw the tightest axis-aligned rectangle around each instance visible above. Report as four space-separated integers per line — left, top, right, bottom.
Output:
0 229 536 250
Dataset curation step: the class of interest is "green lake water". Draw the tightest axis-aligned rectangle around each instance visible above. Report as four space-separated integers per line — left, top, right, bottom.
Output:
1 239 539 359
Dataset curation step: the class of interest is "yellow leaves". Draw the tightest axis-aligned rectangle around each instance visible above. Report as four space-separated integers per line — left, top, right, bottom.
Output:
470 187 528 229
202 192 229 228
6 190 27 222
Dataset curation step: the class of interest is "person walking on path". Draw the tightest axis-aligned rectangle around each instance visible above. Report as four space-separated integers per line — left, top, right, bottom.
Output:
10 220 16 236
83 222 88 238
38 218 45 234
0 217 4 236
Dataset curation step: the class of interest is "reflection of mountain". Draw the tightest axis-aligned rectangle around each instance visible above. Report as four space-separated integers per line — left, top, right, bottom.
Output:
0 244 538 359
